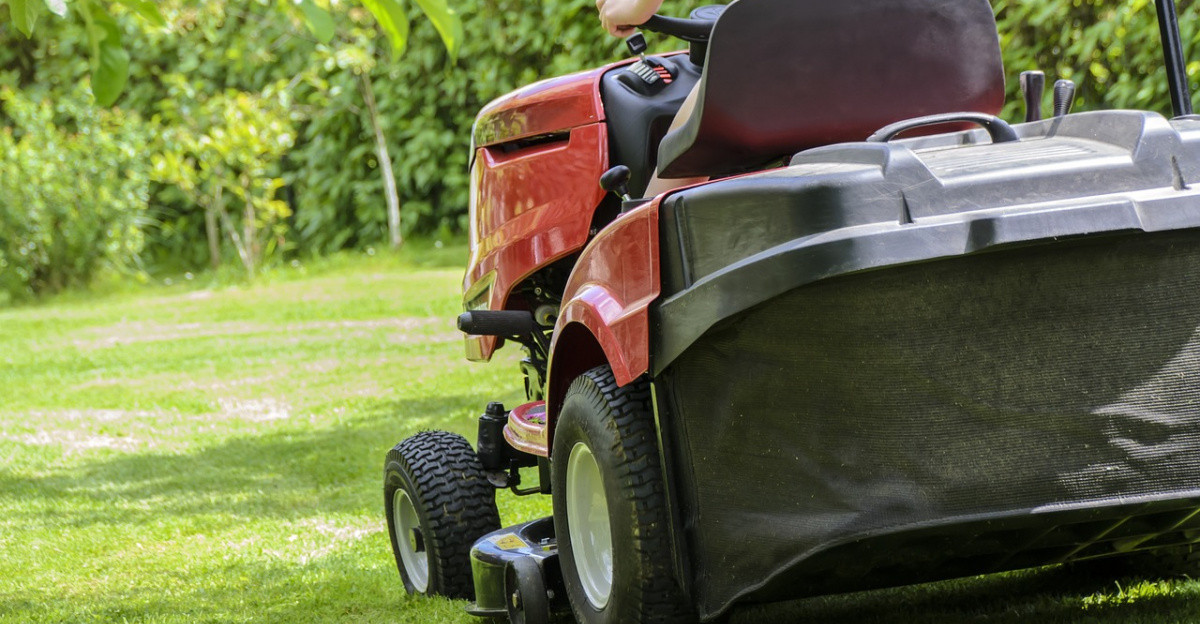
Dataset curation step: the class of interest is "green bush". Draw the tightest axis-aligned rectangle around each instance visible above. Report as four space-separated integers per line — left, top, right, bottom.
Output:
995 0 1199 119
0 86 150 301
151 77 296 275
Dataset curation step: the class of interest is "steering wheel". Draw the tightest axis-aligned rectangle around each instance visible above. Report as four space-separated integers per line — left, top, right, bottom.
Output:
639 5 726 43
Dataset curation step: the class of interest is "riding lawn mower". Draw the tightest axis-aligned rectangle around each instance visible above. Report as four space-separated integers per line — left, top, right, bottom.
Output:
385 1 1200 622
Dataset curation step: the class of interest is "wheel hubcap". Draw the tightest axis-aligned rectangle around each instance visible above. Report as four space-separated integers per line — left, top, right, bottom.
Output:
566 442 612 609
393 488 429 592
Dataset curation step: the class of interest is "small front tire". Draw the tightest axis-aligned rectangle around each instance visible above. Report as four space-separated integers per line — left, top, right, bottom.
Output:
385 430 501 599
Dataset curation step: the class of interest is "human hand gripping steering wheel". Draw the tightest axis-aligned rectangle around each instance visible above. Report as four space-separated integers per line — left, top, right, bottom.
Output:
596 0 665 37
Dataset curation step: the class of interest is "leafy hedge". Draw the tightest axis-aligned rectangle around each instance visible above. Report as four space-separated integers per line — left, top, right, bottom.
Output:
1 0 1199 295
0 87 149 301
995 0 1200 119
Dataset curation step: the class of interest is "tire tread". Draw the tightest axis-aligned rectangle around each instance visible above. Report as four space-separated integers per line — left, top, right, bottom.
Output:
558 366 692 624
385 430 501 599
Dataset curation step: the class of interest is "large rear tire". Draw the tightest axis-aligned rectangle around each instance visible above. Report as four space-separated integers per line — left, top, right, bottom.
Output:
551 366 693 624
385 430 501 599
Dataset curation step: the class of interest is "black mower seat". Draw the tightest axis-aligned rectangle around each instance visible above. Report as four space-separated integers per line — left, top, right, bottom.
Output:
657 0 1006 179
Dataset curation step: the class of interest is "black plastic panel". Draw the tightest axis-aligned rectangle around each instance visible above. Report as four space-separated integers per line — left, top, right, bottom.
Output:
467 517 564 617
654 111 1200 370
659 230 1200 619
600 54 702 197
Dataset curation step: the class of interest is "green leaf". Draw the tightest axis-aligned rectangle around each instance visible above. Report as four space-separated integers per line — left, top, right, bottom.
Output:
410 0 462 59
9 0 39 36
88 6 130 106
360 0 409 55
42 0 64 17
113 0 166 27
296 0 334 44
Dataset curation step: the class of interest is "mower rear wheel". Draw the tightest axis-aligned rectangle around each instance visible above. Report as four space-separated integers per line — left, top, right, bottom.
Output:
385 430 501 599
552 366 693 624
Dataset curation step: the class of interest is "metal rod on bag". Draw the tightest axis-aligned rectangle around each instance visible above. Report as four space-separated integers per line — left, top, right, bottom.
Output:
1155 0 1193 117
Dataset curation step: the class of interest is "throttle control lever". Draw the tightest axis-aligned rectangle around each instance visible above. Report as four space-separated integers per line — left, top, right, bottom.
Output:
1054 79 1077 117
1020 70 1045 122
600 165 633 202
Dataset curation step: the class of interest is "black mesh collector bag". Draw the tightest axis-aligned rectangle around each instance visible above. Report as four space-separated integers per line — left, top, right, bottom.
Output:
659 230 1200 618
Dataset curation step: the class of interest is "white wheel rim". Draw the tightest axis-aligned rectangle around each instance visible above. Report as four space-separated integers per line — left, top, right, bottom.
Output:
393 488 429 592
566 442 613 609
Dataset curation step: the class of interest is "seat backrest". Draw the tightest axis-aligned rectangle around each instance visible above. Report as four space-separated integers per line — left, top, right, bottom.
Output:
657 0 1005 178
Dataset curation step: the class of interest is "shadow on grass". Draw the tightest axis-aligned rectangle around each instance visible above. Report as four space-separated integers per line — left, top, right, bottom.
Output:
0 392 499 623
730 560 1200 624
0 394 486 528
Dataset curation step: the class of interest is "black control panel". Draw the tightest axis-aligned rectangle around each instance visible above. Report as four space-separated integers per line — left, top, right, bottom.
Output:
617 58 676 95
600 54 701 197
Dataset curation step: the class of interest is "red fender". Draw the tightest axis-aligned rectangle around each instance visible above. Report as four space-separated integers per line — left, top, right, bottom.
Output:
543 201 662 449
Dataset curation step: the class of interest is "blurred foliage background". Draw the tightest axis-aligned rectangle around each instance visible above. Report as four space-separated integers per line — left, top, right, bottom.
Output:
0 0 1198 301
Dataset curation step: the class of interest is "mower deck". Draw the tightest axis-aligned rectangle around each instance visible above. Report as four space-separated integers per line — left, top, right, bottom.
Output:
467 517 569 620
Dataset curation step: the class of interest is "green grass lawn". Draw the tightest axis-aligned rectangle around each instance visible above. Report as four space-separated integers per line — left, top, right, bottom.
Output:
2 242 1199 623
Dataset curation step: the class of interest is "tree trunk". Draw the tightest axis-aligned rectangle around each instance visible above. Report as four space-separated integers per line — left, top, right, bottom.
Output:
243 179 258 272
359 73 403 249
214 182 254 276
205 186 222 269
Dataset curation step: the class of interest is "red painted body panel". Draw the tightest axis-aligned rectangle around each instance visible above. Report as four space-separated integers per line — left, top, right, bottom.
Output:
464 123 610 360
462 56 688 361
543 202 662 447
471 55 683 147
473 68 608 148
463 64 636 361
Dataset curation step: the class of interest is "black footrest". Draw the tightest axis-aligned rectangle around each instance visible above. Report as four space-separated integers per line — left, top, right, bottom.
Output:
458 310 536 337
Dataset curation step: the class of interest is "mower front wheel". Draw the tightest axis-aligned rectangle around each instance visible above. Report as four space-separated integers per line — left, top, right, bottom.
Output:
384 430 501 599
552 366 693 624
